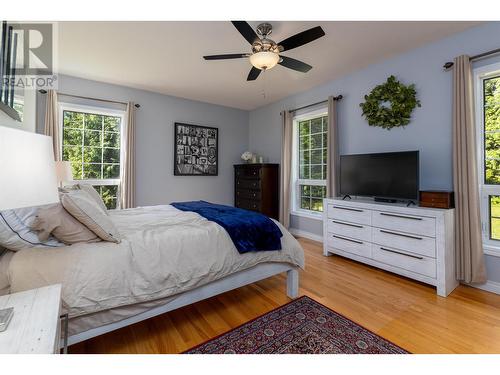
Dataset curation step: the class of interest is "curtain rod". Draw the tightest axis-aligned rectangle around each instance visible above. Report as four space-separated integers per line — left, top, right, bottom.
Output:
38 89 141 108
288 95 343 113
443 47 500 70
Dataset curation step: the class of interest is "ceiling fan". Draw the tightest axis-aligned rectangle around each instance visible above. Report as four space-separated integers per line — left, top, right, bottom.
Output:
203 21 325 81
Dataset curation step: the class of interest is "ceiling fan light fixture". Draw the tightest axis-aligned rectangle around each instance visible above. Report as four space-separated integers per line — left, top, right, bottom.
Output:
249 51 280 71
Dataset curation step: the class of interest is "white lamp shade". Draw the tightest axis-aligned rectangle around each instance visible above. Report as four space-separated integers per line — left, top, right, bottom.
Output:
0 126 59 210
55 161 73 185
249 52 280 70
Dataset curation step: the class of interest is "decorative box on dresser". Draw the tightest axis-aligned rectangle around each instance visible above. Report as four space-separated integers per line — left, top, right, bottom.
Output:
234 164 279 220
323 198 458 297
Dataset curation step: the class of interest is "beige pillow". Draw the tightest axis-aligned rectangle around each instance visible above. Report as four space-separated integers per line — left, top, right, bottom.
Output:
31 203 101 244
0 248 13 293
76 184 108 213
61 190 121 243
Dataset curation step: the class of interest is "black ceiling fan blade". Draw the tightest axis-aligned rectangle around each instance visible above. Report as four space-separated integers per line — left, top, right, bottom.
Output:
247 67 261 81
278 26 325 51
279 55 312 73
203 53 249 60
231 21 259 45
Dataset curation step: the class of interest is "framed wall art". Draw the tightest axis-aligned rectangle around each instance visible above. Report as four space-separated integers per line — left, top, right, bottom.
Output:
174 122 218 176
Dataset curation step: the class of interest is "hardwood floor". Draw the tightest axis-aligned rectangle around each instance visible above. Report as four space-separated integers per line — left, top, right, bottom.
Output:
69 237 500 354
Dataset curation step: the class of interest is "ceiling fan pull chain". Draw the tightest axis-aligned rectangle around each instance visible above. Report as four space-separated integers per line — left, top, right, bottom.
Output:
262 70 267 100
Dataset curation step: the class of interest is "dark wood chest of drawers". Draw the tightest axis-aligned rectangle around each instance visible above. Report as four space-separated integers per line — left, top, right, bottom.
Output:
234 163 279 220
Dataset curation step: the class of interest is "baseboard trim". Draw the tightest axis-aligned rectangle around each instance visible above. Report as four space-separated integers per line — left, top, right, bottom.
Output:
469 280 500 295
289 228 323 243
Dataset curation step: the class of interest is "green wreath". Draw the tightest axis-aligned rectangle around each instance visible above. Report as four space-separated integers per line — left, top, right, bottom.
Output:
360 75 421 129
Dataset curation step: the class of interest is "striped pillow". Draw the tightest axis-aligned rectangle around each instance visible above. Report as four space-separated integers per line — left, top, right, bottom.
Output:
0 205 65 251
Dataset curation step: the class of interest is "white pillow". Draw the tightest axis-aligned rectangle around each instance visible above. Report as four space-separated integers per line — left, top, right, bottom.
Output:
0 205 65 251
60 190 121 243
76 184 108 213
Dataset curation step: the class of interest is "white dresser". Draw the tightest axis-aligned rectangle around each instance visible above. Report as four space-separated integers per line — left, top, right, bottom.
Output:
323 198 458 296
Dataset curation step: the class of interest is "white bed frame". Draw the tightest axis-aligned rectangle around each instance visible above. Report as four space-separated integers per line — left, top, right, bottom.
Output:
65 263 299 347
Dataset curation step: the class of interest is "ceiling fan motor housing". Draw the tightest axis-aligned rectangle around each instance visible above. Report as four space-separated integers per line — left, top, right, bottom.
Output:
253 23 280 55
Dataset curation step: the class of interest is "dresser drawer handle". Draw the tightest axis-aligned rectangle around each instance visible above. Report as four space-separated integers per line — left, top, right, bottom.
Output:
332 206 363 213
379 247 423 260
332 234 363 245
379 212 422 221
331 220 363 229
379 229 422 240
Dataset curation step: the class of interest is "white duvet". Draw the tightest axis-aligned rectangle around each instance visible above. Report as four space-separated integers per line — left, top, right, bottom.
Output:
7 205 304 318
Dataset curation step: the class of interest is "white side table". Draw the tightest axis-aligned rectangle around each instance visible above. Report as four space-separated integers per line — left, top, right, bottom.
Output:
0 284 63 354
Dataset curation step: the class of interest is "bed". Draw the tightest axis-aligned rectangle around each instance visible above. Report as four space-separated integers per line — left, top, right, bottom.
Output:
3 204 304 346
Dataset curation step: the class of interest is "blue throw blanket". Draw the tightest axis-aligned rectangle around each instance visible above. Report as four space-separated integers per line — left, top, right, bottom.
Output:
171 201 282 253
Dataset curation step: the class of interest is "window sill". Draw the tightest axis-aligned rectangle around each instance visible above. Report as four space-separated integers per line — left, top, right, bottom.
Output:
483 245 500 258
291 210 323 221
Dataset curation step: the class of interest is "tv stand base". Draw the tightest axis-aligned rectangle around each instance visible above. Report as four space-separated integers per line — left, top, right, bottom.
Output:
374 197 397 204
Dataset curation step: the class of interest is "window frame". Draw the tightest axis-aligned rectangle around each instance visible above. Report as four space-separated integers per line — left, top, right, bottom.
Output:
474 61 500 257
291 107 328 220
58 102 125 209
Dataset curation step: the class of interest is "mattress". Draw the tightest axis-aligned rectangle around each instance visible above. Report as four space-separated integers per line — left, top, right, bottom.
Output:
8 205 305 324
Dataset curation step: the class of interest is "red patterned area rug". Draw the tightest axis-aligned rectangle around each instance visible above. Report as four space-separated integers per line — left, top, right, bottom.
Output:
184 296 408 354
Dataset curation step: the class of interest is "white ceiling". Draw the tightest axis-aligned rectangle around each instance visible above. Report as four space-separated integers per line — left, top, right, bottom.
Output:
58 21 481 111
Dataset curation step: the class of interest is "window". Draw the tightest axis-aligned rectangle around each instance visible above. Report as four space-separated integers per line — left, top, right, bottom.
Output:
292 110 328 215
60 105 124 209
475 63 500 255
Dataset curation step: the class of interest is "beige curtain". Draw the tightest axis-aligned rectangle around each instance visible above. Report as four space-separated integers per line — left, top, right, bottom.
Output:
120 102 136 209
44 90 61 161
280 110 293 229
452 55 487 284
327 96 340 197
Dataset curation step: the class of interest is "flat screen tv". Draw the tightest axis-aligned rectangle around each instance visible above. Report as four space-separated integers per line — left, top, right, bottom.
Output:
339 151 419 202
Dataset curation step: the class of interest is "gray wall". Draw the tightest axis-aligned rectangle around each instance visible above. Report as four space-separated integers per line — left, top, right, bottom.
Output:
248 22 500 283
37 74 248 207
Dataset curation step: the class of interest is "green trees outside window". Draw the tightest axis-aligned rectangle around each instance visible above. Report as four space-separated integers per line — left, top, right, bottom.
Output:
483 76 500 241
62 109 122 209
298 115 328 212
484 77 500 185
